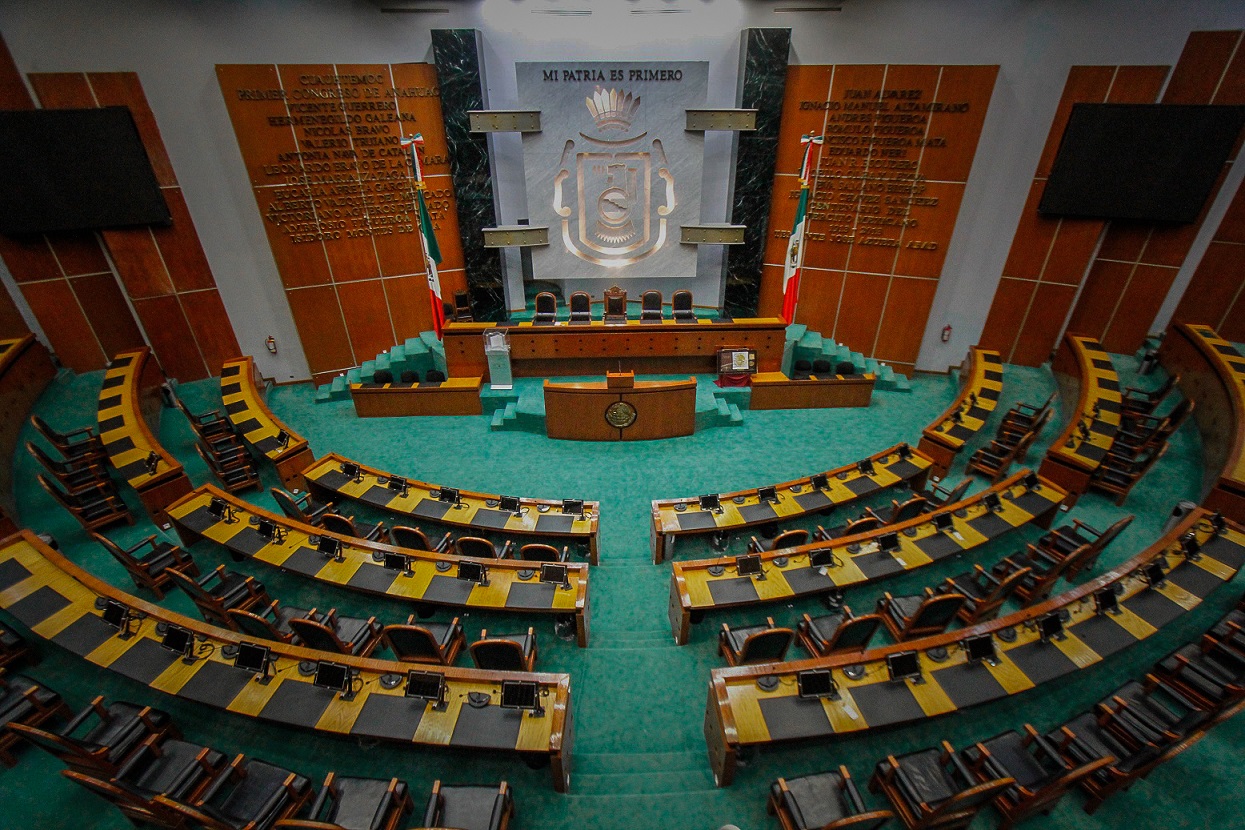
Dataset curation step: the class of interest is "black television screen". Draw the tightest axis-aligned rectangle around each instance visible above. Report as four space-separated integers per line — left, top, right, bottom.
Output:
0 107 171 234
1039 103 1245 223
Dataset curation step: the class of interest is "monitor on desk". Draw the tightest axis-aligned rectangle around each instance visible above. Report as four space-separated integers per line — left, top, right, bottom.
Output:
797 668 837 699
698 493 721 512
1038 612 1064 642
340 462 361 481
499 495 521 515
405 670 446 706
983 492 1002 513
501 679 544 715
437 486 460 505
934 512 954 533
101 599 130 631
275 430 290 448
964 634 996 664
857 458 875 476
317 536 341 559
1143 560 1166 588
898 443 913 460
313 661 352 694
1094 586 1119 615
387 475 408 497
208 496 229 522
234 642 271 674
257 518 283 543
382 552 411 574
160 625 194 658
809 548 837 569
887 651 921 683
1022 472 1039 491
457 560 487 585
878 532 900 553
1180 535 1201 559
540 562 570 589
735 553 762 577
757 486 778 504
811 473 829 491
562 498 584 517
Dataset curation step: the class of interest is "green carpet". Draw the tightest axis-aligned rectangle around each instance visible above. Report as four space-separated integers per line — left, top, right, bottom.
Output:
4 352 1241 830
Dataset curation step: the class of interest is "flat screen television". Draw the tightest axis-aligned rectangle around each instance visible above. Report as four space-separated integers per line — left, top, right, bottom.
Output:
1039 103 1245 223
0 107 172 234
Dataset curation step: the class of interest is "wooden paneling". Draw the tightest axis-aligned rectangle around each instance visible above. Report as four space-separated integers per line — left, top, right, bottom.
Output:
981 62 1171 365
1069 31 1245 356
27 70 238 381
218 63 464 378
1174 173 1245 339
20 279 105 371
69 273 145 358
180 290 245 372
766 63 998 367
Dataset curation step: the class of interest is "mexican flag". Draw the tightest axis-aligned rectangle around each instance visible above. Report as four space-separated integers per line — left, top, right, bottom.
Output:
782 135 822 324
403 134 446 338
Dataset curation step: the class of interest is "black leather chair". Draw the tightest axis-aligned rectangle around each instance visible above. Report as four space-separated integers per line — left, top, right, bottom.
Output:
639 289 663 322
196 442 261 493
0 673 74 766
1155 638 1245 721
812 358 834 376
798 607 883 657
371 370 394 386
227 601 313 645
420 780 514 830
155 754 312 830
38 473 132 532
276 773 413 830
769 765 894 830
671 289 695 323
1033 515 1133 580
836 361 856 376
287 609 383 658
719 617 794 666
869 741 1013 830
939 564 1030 625
269 488 335 526
111 735 229 818
749 528 809 553
1120 373 1178 417
9 696 176 776
455 536 513 559
30 414 105 464
425 369 447 383
453 290 473 322
399 370 419 384
380 615 464 665
533 292 558 325
877 589 967 642
960 725 1112 830
26 440 111 494
91 531 199 600
389 525 452 553
168 565 269 630
1095 677 1210 746
791 359 813 380
469 628 537 672
518 543 568 562
319 513 385 543
0 621 30 671
569 291 592 325
603 285 627 324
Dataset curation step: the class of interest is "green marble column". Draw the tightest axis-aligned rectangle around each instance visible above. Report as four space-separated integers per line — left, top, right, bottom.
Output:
724 28 791 319
431 29 505 322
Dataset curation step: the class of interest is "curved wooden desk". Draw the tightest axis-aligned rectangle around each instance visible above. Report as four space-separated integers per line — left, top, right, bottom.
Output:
650 443 933 563
166 486 591 647
668 470 1065 644
748 372 875 410
1158 323 1245 522
917 346 1003 479
544 376 697 441
443 317 787 380
0 334 55 522
303 453 600 565
220 356 315 490
703 508 1245 786
0 530 573 791
350 377 483 417
98 348 192 527
1038 334 1121 504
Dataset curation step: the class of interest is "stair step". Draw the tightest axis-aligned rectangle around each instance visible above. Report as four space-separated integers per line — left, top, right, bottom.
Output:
573 768 717 796
878 364 895 382
314 385 333 403
575 750 704 776
784 323 807 342
489 409 506 429
715 399 730 418
727 403 744 424
346 369 362 384
864 358 879 374
374 354 391 372
893 374 912 391
360 360 376 379
797 330 822 351
404 337 430 356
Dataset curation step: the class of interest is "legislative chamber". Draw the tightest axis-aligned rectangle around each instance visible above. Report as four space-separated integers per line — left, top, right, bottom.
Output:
0 6 1244 830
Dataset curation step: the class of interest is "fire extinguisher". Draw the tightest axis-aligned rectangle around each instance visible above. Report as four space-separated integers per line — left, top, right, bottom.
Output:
941 325 952 343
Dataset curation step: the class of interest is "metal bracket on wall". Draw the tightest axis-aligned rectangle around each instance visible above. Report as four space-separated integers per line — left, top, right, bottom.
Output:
483 226 550 248
680 225 747 245
685 109 757 132
468 110 542 133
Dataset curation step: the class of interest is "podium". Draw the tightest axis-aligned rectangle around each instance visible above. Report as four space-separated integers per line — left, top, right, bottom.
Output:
544 372 697 441
484 328 513 390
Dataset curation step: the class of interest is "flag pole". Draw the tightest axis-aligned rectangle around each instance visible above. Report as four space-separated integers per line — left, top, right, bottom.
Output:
400 133 446 339
781 134 823 325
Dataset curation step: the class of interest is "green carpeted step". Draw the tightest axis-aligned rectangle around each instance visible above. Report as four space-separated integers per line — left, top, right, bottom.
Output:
715 399 730 418
388 345 407 363
727 403 744 424
404 337 430 356
797 330 822 351
374 354 391 373
892 373 912 391
573 768 717 796
878 364 895 383
313 384 333 403
345 368 362 384
360 359 376 379
575 750 706 776
489 409 507 429
864 358 879 374
785 323 806 342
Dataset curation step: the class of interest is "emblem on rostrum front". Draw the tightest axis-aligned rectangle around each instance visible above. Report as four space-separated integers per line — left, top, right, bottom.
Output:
604 400 638 429
553 86 675 267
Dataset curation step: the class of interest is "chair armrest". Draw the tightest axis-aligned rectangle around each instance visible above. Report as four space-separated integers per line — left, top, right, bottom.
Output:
814 525 831 541
841 767 868 814
500 540 514 560
62 425 98 439
434 532 453 553
60 701 103 736
197 754 244 804
422 793 442 828
890 766 926 812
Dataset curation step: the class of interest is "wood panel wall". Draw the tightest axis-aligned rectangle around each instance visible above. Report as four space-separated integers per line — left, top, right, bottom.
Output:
27 72 239 382
979 65 1169 366
762 64 998 373
1172 174 1245 341
0 36 144 372
217 64 465 385
1066 31 1245 355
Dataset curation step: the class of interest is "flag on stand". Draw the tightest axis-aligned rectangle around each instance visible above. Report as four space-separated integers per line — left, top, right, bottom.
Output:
401 134 446 338
782 134 823 324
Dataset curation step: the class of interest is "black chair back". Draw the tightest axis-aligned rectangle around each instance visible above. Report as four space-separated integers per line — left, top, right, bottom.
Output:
400 370 419 384
470 639 526 671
